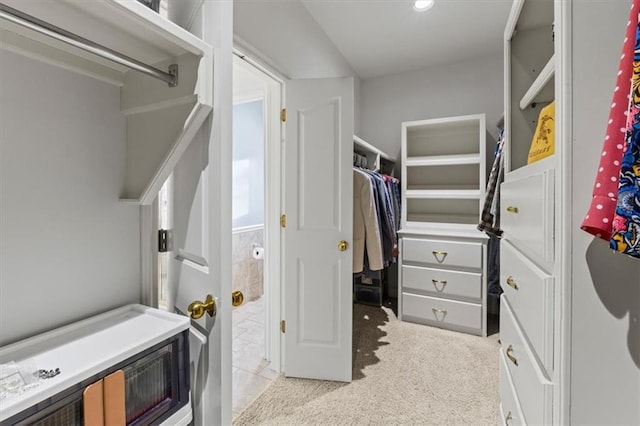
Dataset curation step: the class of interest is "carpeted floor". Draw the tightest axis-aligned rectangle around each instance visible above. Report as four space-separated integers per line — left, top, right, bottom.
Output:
234 302 500 425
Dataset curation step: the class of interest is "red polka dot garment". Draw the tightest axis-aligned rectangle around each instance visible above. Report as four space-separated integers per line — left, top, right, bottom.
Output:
581 0 640 240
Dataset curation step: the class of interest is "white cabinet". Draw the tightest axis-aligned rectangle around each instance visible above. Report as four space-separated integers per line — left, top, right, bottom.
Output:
398 114 488 337
500 0 560 424
0 0 213 204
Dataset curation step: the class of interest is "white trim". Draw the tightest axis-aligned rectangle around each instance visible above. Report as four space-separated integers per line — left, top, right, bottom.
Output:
233 46 285 374
556 0 572 424
232 224 265 235
140 204 156 307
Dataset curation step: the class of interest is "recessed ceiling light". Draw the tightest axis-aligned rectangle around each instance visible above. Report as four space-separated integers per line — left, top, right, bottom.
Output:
414 0 435 12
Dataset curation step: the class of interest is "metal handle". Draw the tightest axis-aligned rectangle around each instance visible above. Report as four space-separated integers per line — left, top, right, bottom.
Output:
432 279 448 291
188 294 217 320
432 308 447 314
232 291 244 307
506 276 519 290
505 411 513 425
506 206 519 214
338 240 349 251
432 250 448 262
506 344 518 366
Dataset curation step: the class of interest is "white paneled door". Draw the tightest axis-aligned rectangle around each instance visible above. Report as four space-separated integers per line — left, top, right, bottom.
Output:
168 119 227 425
284 78 354 382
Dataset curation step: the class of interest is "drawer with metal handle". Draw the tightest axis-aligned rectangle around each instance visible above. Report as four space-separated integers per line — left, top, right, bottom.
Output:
499 344 526 426
501 241 555 373
500 296 553 426
402 265 482 300
401 237 482 269
402 292 482 334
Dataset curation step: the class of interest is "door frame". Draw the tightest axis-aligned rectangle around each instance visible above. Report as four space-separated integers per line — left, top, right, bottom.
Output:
232 50 285 372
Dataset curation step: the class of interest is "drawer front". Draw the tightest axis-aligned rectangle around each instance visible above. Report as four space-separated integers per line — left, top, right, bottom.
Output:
402 293 482 331
500 350 525 426
501 169 554 267
501 242 554 373
500 297 552 426
402 237 482 269
402 265 482 300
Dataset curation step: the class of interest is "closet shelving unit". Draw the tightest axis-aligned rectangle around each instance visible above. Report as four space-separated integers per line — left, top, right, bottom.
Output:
352 135 396 306
398 114 489 337
0 0 213 205
401 114 486 228
499 0 559 424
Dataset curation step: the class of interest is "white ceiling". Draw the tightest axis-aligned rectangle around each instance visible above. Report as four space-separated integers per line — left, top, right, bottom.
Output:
300 0 512 79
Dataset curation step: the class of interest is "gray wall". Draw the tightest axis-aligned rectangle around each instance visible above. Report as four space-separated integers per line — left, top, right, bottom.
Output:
571 2 640 424
234 0 362 134
360 54 504 165
0 51 141 346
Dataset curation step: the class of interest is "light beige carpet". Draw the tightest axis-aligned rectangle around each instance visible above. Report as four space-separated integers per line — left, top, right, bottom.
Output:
234 302 500 425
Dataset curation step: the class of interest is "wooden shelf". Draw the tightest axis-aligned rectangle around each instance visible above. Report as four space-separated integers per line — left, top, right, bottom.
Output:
520 55 554 110
1 0 214 205
405 153 481 167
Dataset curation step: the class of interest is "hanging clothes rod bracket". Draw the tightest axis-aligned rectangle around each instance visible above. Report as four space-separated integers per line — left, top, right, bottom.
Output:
0 3 178 87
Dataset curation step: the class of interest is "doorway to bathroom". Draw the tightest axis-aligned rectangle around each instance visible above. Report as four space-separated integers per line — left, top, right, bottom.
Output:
231 53 282 419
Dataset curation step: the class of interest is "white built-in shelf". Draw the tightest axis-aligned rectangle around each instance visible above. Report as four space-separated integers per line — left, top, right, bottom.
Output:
405 153 481 167
404 213 480 226
0 0 214 204
353 135 395 174
0 304 189 421
505 0 554 39
520 55 555 110
405 189 482 200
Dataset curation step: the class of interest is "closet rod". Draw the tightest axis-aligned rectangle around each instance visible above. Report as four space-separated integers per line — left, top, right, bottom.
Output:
0 3 178 87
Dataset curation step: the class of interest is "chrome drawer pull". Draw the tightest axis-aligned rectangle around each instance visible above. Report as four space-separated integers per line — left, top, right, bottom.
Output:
506 276 519 290
432 250 448 262
431 279 448 291
506 344 518 366
506 206 519 214
432 308 447 314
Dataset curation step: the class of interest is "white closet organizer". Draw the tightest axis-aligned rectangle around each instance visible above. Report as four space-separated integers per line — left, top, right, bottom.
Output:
0 0 213 205
500 0 557 424
398 114 488 337
352 135 396 306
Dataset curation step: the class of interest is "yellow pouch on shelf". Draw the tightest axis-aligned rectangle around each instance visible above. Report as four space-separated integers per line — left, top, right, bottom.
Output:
527 101 555 164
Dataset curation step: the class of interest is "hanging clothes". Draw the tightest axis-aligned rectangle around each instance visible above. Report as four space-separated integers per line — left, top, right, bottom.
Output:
581 0 640 241
353 168 384 273
352 167 400 274
611 11 640 258
478 129 506 237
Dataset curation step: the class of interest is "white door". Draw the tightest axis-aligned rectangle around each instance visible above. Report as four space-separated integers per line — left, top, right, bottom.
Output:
284 77 354 382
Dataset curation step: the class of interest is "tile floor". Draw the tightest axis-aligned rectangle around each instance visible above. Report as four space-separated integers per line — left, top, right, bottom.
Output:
232 296 278 419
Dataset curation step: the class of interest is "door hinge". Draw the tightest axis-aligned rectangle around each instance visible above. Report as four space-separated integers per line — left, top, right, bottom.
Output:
280 320 286 333
280 214 286 228
280 108 286 122
158 229 169 252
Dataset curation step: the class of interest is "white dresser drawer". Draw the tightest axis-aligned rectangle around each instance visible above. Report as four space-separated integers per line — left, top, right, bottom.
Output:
402 293 482 332
402 237 482 269
402 265 482 300
501 168 554 268
500 349 526 426
501 241 554 373
500 297 552 426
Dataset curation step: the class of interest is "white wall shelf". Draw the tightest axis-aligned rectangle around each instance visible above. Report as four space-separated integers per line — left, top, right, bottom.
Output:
353 135 395 174
405 189 482 199
520 55 555 110
0 0 214 204
405 153 481 167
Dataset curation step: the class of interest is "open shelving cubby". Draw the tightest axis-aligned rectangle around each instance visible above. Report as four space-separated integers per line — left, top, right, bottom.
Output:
401 114 486 230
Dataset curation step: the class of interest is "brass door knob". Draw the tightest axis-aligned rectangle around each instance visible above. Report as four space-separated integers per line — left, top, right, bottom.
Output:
232 291 244 307
338 240 349 251
188 294 216 319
